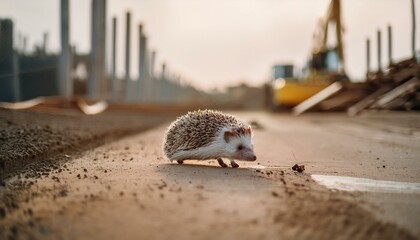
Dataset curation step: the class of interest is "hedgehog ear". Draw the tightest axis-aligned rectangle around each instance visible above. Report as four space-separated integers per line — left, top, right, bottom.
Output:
224 131 234 143
245 127 252 135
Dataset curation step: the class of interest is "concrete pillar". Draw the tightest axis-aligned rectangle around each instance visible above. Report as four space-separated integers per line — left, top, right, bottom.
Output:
124 11 131 101
59 0 72 99
89 0 106 98
111 17 117 101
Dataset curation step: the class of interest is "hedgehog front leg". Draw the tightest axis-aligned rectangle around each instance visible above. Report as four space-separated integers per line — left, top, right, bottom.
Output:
217 158 228 168
177 160 184 164
230 160 239 168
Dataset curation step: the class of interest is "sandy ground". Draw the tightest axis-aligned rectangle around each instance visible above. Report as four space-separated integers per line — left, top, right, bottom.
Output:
0 108 177 179
0 111 419 240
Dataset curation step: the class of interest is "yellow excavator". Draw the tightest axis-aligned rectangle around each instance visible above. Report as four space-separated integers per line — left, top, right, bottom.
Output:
270 0 349 108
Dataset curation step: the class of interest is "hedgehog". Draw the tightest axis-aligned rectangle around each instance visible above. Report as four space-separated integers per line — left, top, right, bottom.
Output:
162 109 257 168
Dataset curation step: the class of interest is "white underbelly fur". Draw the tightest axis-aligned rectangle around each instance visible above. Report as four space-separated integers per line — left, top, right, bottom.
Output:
170 143 223 161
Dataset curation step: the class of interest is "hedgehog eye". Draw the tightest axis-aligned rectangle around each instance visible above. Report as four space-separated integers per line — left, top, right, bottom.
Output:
237 145 243 151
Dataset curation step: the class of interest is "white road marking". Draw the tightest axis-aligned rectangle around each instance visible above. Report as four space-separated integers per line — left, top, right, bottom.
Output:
312 175 420 194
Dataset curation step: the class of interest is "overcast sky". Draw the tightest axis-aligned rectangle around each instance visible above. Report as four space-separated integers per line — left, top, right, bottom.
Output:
0 0 418 90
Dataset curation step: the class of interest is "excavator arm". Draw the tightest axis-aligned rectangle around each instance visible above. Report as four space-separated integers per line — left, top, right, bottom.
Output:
312 0 345 73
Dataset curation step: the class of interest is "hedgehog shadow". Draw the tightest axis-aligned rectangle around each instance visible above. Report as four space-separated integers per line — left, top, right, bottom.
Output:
159 162 255 176
161 162 252 170
157 162 264 185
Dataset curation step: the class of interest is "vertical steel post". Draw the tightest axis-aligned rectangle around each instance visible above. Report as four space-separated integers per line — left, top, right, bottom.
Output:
0 19 16 101
161 63 166 79
140 32 147 101
144 49 151 102
150 50 157 102
89 0 106 98
60 0 71 99
150 50 156 78
411 0 416 58
366 38 370 75
377 30 381 72
22 36 27 54
43 32 48 54
111 17 117 101
160 63 166 102
388 25 392 65
12 50 21 101
124 12 131 101
17 32 22 53
138 24 145 101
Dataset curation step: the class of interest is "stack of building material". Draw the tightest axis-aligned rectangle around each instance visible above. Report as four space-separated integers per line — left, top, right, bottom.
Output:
348 57 420 115
293 57 420 116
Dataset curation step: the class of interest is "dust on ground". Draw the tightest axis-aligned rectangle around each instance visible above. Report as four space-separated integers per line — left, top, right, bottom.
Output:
0 121 416 240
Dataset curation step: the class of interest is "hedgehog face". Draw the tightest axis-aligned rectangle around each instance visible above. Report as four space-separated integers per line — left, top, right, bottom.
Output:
223 130 256 161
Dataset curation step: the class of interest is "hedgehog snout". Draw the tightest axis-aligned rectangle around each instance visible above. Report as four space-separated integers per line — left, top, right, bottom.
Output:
243 150 257 161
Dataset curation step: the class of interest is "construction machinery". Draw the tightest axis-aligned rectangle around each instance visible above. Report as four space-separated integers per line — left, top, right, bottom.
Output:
270 0 348 108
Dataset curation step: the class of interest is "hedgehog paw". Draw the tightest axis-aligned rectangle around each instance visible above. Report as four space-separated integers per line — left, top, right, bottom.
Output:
230 161 239 168
217 158 228 168
177 160 184 164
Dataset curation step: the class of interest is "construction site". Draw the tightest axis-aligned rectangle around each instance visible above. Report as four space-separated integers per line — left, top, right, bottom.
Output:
0 0 419 239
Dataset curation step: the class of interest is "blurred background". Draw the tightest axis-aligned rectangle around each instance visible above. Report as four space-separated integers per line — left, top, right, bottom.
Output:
0 0 419 113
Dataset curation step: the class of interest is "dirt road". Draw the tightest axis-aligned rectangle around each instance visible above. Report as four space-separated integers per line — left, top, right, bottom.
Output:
1 111 419 239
